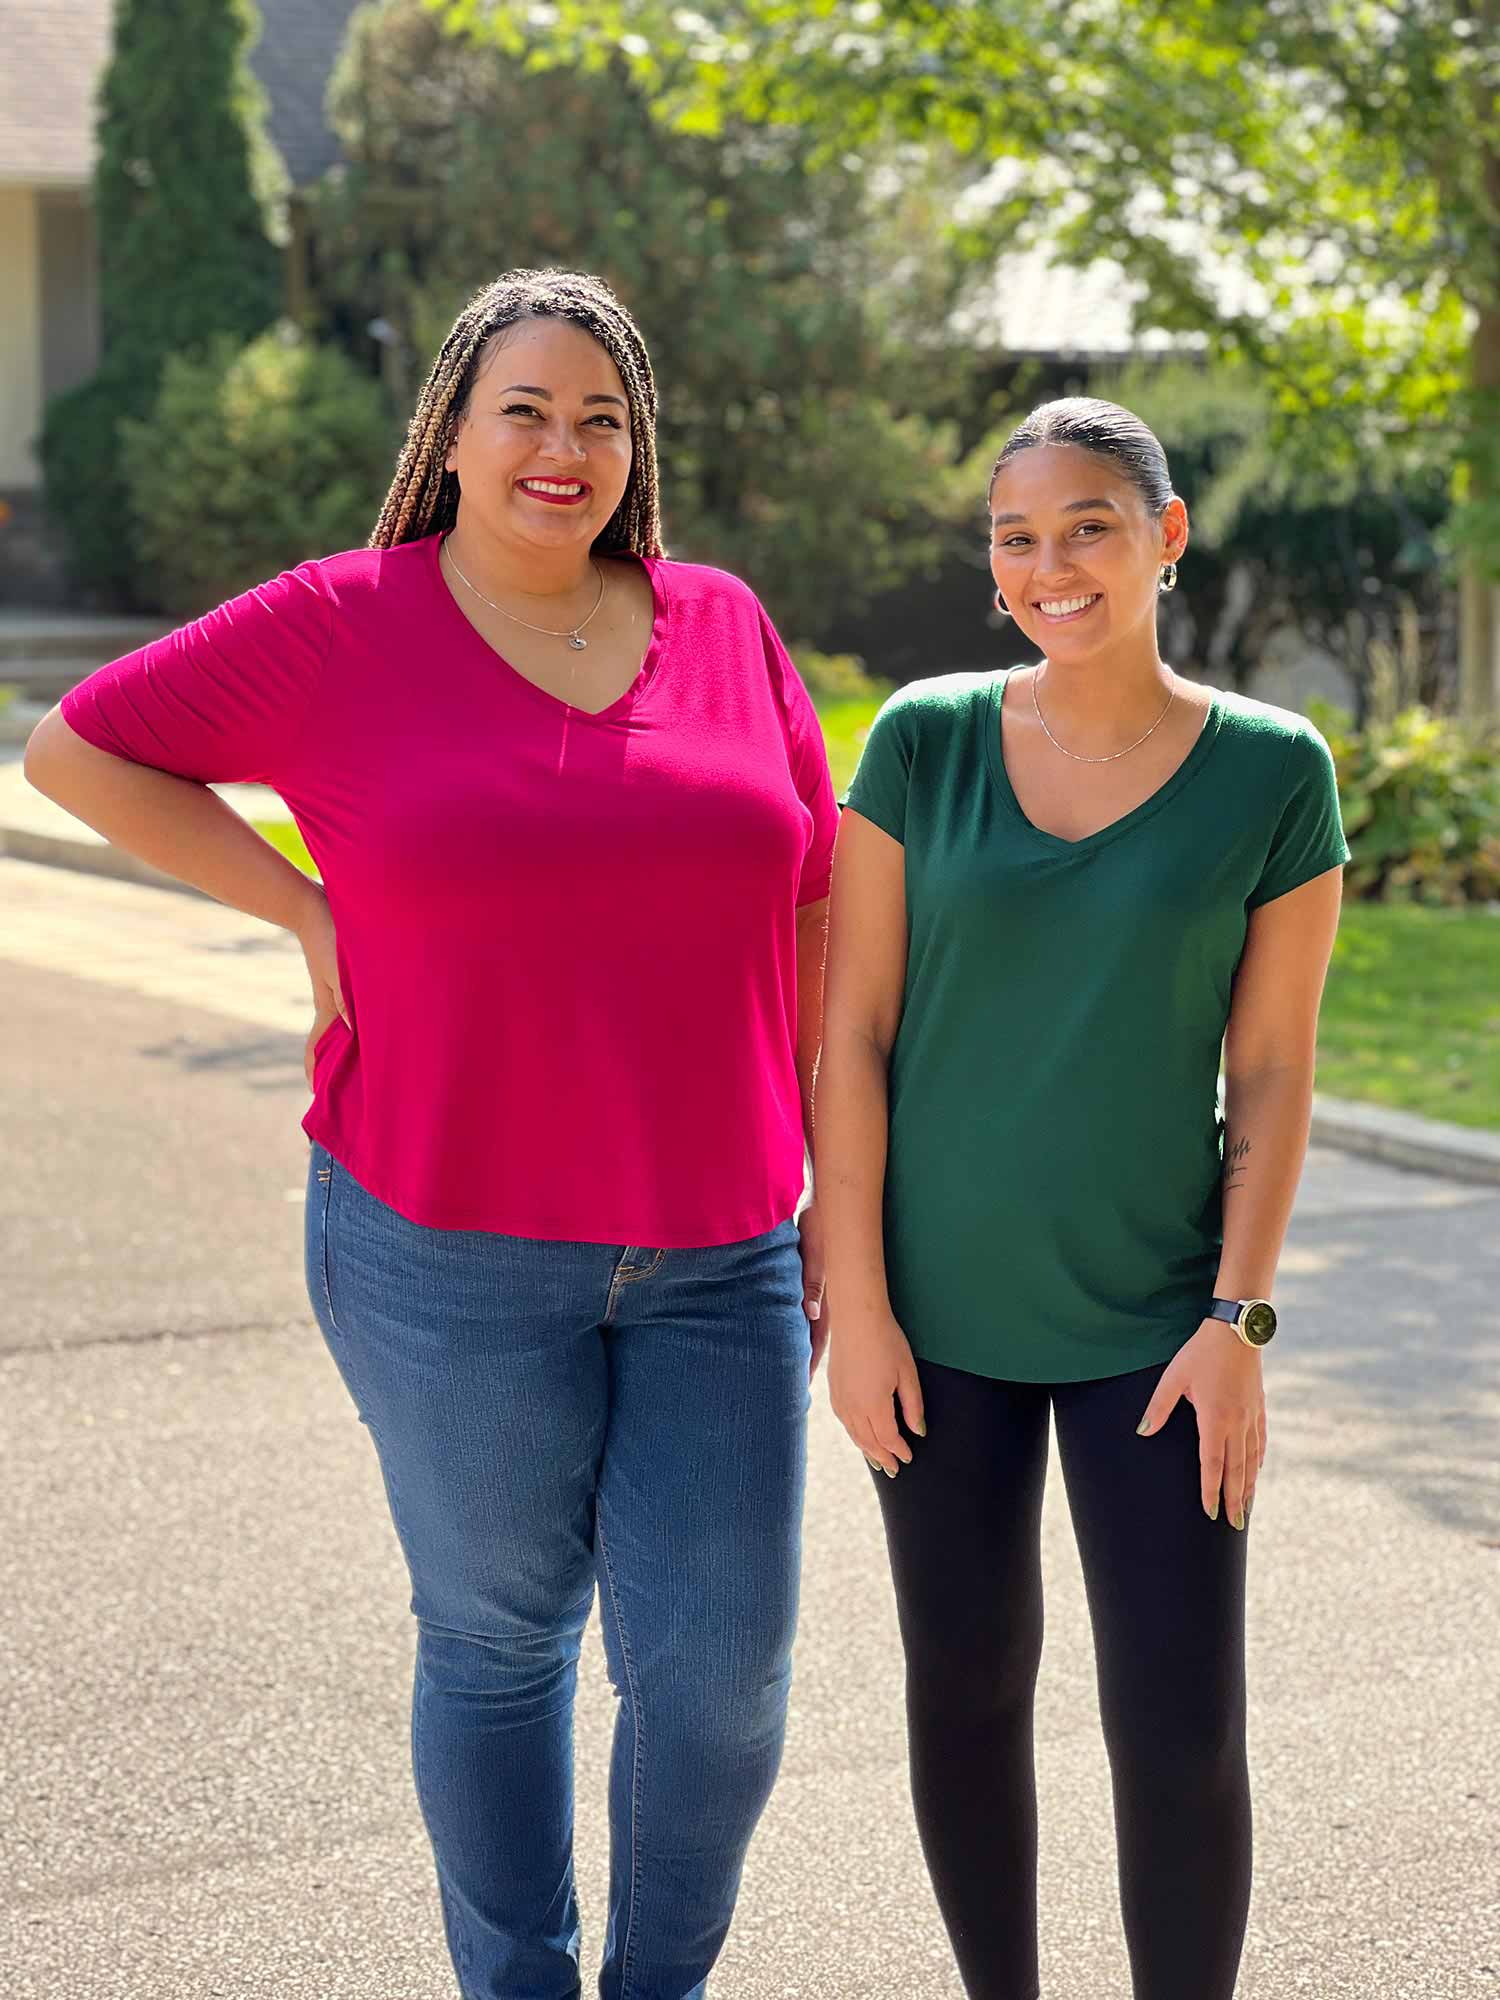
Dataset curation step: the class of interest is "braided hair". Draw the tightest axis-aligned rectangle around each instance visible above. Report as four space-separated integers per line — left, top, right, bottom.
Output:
371 268 664 557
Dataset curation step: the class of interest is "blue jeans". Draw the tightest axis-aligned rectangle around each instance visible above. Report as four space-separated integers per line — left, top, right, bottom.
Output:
304 1143 810 2000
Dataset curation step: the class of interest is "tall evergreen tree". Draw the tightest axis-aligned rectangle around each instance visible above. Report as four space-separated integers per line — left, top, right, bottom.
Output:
42 0 283 602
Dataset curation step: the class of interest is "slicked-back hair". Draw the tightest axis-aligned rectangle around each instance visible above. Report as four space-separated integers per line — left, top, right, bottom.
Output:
371 268 664 557
988 398 1174 517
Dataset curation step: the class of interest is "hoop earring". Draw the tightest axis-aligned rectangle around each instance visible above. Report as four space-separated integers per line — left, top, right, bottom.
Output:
1158 561 1179 594
993 589 1012 619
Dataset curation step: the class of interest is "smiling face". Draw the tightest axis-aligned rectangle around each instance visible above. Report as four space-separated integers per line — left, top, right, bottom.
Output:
444 316 636 555
989 444 1188 661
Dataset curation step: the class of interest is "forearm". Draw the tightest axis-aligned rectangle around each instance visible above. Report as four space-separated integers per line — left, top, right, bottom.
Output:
24 713 321 936
815 1025 896 1317
1215 1060 1317 1298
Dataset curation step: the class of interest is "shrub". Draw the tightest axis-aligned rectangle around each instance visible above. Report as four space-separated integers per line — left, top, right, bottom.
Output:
791 649 888 702
121 329 396 617
41 0 283 603
1313 702 1500 906
40 368 146 603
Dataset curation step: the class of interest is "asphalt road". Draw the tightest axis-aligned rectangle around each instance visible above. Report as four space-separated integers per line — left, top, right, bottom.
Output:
2 858 1497 1999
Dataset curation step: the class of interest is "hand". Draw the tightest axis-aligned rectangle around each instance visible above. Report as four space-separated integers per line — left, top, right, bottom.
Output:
829 1304 925 1478
295 887 349 1089
1137 1318 1267 1528
798 1200 830 1380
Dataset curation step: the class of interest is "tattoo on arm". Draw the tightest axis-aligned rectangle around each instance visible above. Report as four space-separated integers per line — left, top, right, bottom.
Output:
1224 1136 1251 1193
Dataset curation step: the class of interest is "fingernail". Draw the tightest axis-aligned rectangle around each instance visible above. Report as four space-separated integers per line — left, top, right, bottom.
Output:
1232 1509 1246 1531
1208 1497 1220 1521
1136 1417 1152 1436
883 1465 897 1480
913 1419 927 1437
806 1300 820 1320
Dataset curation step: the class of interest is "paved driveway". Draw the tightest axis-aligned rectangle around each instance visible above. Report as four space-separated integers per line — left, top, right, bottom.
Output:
2 858 1496 1998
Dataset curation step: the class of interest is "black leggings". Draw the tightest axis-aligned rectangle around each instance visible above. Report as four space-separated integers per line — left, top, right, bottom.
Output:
873 1357 1251 2000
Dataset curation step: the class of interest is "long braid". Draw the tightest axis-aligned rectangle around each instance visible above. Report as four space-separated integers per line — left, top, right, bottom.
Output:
371 269 664 557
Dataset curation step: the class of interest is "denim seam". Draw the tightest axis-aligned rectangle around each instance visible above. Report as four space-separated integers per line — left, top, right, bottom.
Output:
317 1158 339 1335
603 1248 663 1325
596 1502 645 1998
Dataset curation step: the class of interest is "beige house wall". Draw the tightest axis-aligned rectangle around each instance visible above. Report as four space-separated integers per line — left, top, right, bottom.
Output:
0 185 43 488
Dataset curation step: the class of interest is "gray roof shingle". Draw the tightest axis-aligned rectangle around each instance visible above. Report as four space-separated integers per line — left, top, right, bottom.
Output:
250 0 362 187
0 1 112 186
0 0 360 188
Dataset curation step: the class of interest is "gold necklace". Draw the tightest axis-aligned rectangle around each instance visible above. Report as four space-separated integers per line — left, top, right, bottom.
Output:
1031 666 1176 764
442 539 606 651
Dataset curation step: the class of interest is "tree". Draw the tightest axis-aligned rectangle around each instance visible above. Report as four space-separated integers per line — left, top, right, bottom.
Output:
40 0 284 602
445 0 1500 716
308 0 976 642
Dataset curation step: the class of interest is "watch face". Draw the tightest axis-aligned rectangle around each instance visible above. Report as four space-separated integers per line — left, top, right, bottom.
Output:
1242 1300 1277 1347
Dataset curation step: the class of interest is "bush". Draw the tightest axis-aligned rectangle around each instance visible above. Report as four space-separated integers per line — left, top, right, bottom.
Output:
40 367 147 603
121 329 396 617
42 0 283 604
791 649 888 702
1313 703 1500 906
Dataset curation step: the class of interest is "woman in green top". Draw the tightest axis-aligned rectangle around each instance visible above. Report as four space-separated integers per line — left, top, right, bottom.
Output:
819 398 1347 2000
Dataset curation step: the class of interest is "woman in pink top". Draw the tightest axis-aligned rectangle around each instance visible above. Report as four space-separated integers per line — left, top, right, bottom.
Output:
25 269 837 2000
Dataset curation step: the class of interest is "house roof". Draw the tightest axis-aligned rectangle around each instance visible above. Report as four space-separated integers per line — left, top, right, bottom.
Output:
251 0 362 186
0 1 112 186
0 0 360 190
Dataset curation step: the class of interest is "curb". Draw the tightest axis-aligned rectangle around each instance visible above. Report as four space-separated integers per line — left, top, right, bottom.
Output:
1308 1093 1500 1190
3 813 1498 1190
0 821 211 898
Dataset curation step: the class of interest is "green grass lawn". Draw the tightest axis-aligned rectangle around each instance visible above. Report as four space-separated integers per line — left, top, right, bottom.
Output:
1318 903 1500 1130
255 693 1498 1130
816 694 885 796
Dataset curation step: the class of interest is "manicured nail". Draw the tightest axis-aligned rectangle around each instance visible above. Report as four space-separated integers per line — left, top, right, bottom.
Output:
806 1300 820 1320
913 1419 927 1438
1208 1497 1220 1521
883 1465 897 1480
1232 1509 1246 1531
1136 1417 1152 1436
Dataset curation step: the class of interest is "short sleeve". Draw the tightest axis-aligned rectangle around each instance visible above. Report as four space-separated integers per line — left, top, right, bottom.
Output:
1248 723 1350 908
59 563 334 789
758 606 839 905
840 687 918 845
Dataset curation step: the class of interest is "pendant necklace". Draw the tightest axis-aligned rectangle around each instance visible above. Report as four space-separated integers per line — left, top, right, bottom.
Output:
442 539 606 651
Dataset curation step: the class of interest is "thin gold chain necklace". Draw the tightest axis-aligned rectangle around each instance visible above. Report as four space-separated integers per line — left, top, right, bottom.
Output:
1031 666 1176 764
442 538 607 652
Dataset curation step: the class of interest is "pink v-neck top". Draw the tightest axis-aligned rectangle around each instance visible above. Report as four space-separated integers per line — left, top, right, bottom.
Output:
62 535 838 1246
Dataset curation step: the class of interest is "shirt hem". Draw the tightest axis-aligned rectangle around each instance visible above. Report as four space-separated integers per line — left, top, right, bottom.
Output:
301 1110 802 1249
906 1314 1201 1385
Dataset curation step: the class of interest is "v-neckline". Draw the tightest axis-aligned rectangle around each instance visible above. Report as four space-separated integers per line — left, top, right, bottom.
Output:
984 667 1223 853
427 533 670 722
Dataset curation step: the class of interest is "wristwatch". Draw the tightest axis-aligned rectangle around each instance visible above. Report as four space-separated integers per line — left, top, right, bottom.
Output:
1208 1297 1278 1348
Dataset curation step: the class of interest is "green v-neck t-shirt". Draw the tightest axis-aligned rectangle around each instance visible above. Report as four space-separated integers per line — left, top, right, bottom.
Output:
841 668 1349 1383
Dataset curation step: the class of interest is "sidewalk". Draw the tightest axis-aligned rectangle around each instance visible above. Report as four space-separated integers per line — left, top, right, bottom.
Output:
2 755 1498 1189
0 746 295 896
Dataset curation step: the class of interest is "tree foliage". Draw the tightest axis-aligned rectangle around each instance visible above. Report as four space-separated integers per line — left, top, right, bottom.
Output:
447 0 1496 525
1091 361 1450 704
41 0 284 601
121 329 396 617
310 0 976 640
